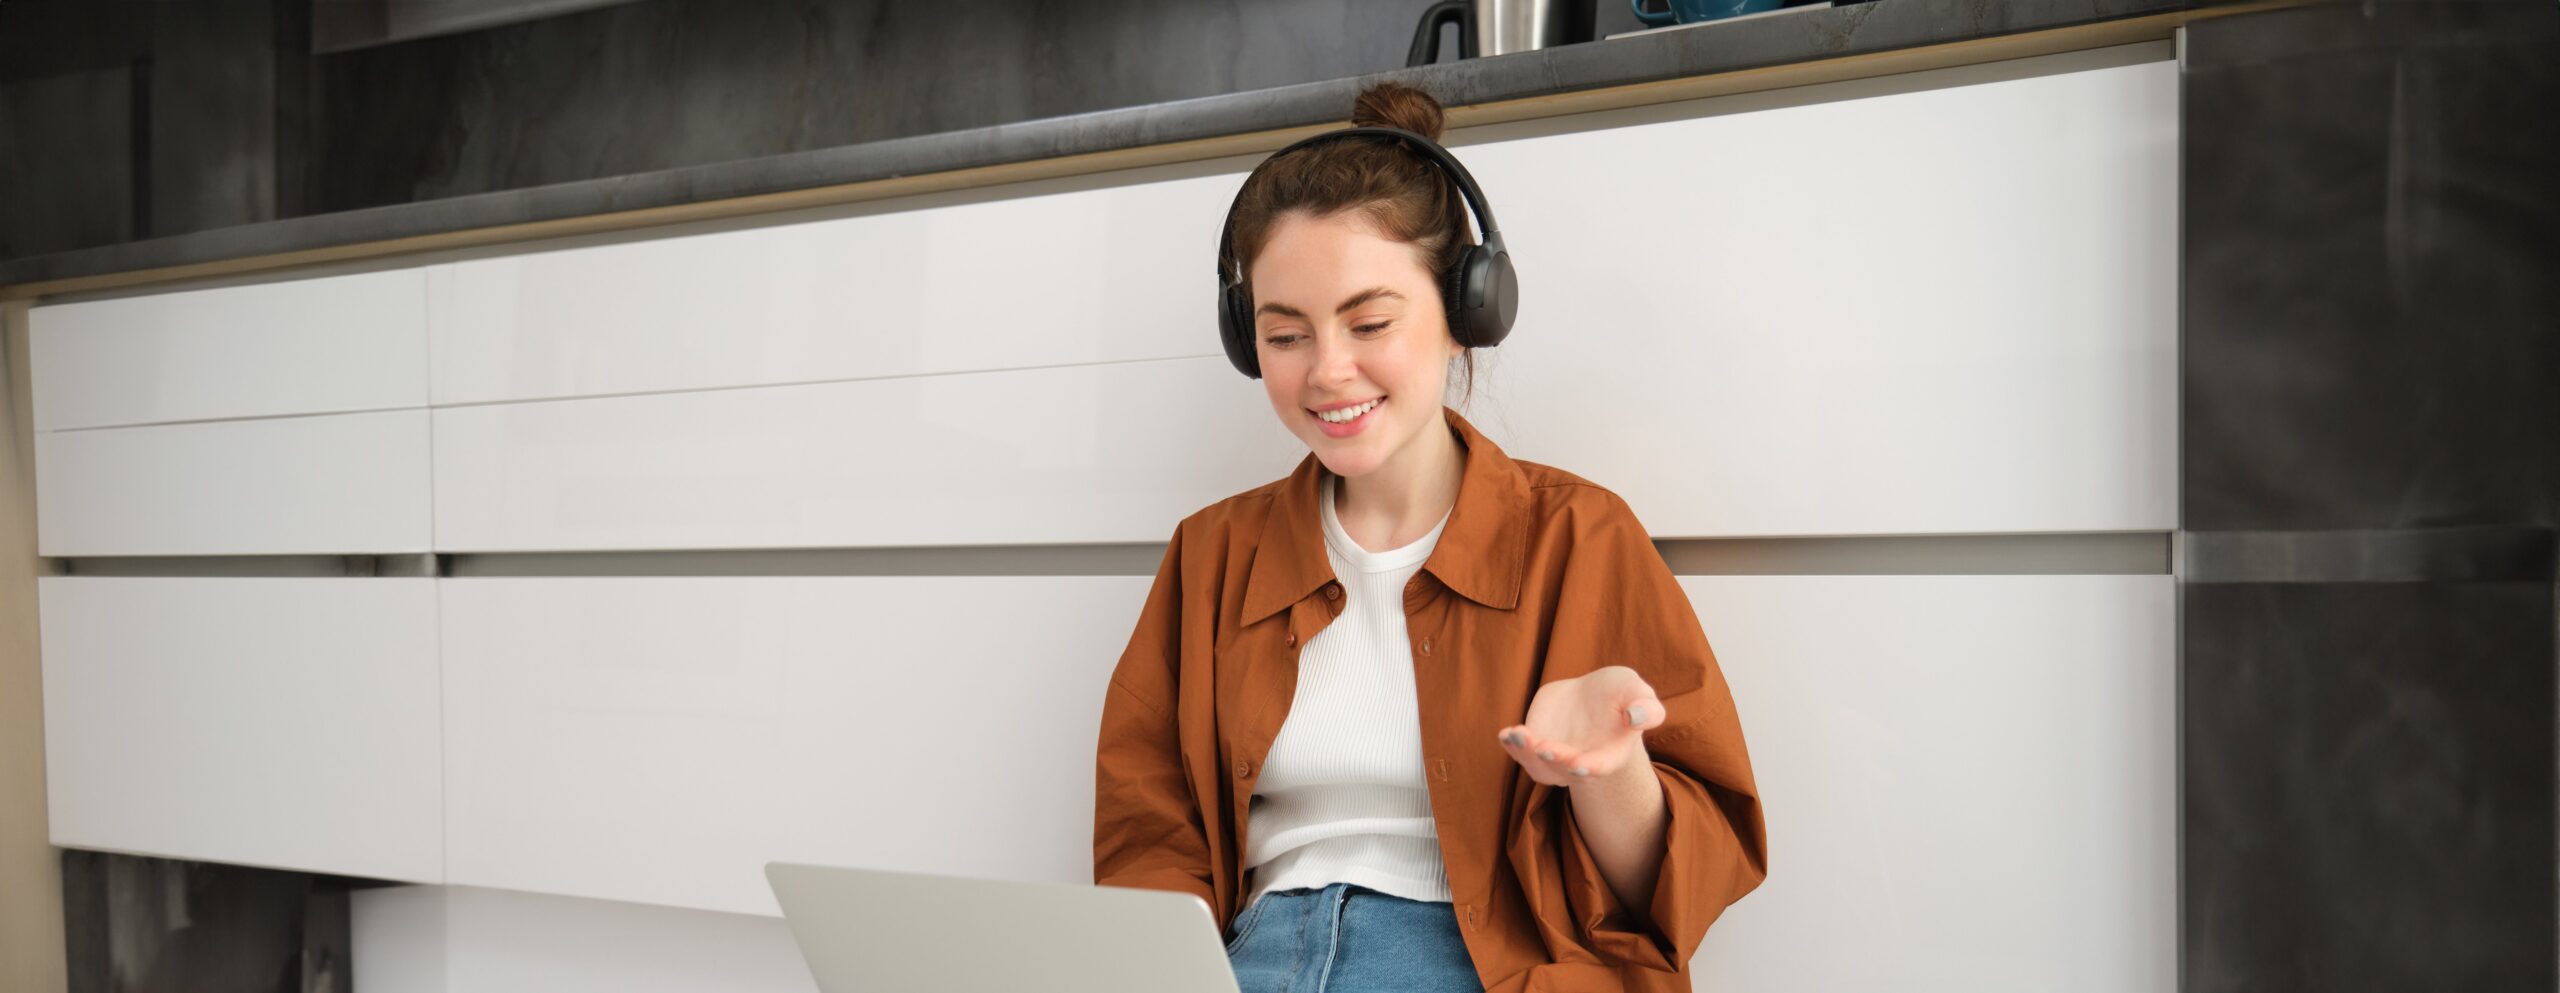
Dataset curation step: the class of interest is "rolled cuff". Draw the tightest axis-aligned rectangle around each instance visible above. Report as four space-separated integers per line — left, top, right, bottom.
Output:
1555 759 1765 974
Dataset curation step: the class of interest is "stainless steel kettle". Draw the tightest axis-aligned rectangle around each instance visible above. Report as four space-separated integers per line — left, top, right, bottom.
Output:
1407 0 1595 65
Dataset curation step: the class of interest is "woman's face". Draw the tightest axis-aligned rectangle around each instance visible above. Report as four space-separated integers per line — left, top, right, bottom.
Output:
1247 209 1462 480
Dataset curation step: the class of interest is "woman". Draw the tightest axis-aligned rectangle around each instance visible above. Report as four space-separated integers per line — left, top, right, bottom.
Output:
1094 81 1767 993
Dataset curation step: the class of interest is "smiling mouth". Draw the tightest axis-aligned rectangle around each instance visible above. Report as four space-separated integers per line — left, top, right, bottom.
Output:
1311 396 1384 424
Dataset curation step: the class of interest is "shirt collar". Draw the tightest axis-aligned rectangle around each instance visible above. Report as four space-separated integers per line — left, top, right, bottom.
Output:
1241 405 1532 624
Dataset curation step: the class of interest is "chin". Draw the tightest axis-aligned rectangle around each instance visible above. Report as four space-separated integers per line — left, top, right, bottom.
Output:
1307 422 1405 479
1313 449 1381 479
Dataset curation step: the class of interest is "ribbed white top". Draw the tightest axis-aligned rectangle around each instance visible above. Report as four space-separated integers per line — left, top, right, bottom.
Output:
1240 472 1455 906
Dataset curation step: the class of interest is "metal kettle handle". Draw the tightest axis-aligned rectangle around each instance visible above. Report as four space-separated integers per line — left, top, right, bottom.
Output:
1406 0 1479 66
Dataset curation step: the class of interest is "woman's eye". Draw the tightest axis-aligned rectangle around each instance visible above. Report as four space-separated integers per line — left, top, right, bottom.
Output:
1263 334 1299 348
1354 322 1390 335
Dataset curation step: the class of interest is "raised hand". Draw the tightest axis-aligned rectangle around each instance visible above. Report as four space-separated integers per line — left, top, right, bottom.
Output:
1494 665 1665 786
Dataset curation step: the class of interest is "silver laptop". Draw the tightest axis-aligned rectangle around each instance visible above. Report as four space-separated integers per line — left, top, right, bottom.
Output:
765 861 1243 993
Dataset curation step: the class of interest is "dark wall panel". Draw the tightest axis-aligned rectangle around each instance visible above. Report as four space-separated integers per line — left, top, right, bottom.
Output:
304 0 1513 213
7 0 1642 258
58 851 358 993
0 1 285 258
147 3 280 238
2183 580 2554 991
2179 2 2560 990
2181 0 2560 534
0 65 136 260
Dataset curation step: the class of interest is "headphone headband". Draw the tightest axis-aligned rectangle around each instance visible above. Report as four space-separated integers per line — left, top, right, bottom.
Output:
1215 126 1504 283
1213 125 1519 379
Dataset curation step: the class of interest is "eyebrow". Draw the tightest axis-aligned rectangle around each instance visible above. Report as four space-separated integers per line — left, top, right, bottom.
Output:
1255 287 1405 321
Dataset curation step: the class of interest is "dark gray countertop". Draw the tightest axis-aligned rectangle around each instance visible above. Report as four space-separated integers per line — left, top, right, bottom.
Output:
0 0 2236 291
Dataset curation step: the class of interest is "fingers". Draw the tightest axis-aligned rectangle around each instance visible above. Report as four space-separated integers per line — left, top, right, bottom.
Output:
1496 724 1588 780
1623 697 1666 733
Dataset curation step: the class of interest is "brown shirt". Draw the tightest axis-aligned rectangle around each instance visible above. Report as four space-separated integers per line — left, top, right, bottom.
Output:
1093 405 1767 993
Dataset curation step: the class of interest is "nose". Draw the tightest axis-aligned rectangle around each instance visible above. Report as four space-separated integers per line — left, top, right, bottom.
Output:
1308 329 1358 389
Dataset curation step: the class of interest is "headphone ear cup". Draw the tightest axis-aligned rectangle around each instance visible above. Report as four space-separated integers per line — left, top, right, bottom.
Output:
1219 283 1261 378
1446 244 1517 350
1468 247 1517 349
1441 254 1475 348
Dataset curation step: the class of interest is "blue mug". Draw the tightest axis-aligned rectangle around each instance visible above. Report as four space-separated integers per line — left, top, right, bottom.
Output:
1631 0 1784 25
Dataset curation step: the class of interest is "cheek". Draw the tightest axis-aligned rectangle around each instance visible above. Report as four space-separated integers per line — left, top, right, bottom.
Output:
1388 349 1446 391
1261 373 1304 416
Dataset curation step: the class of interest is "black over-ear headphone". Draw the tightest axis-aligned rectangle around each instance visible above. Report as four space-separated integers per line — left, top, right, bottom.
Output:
1215 125 1518 379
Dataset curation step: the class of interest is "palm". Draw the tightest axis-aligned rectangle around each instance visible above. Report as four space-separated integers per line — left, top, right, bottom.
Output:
1496 665 1664 786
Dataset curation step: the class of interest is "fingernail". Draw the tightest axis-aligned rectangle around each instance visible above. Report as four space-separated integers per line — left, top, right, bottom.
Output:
1538 750 1554 761
1571 767 1589 777
1502 732 1522 748
1627 706 1646 727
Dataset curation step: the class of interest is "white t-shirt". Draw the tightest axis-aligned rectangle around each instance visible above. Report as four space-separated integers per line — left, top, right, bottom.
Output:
1239 472 1456 906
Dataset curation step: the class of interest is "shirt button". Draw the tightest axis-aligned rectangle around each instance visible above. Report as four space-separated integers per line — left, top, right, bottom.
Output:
1234 760 1251 778
1421 637 1432 655
1323 583 1341 601
1285 632 1297 647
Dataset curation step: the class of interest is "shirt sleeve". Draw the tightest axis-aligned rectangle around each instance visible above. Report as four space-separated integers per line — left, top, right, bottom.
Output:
1508 490 1769 975
1092 520 1218 913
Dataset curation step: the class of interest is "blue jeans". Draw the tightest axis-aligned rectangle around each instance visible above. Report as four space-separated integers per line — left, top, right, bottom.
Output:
1223 882 1485 993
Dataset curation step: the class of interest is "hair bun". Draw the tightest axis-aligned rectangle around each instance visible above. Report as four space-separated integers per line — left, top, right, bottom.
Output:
1350 81 1446 142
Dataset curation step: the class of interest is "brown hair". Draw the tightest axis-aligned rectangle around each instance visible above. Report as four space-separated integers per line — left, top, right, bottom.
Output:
1228 81 1479 406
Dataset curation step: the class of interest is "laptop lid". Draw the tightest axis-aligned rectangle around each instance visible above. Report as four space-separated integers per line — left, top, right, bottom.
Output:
764 861 1242 993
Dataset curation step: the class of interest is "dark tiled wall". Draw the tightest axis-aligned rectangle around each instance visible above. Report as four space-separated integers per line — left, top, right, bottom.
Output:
2180 2 2559 989
0 1 295 258
58 851 358 993
0 0 1647 255
302 0 1632 214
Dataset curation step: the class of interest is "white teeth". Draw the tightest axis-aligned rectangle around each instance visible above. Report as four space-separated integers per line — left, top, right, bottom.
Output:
1316 398 1381 424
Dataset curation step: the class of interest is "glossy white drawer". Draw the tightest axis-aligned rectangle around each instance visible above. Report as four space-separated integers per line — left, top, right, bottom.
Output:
1691 574 2174 990
1460 57 2178 536
40 577 443 882
31 268 429 430
439 576 1151 915
430 357 1294 552
36 409 433 556
427 167 1238 405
